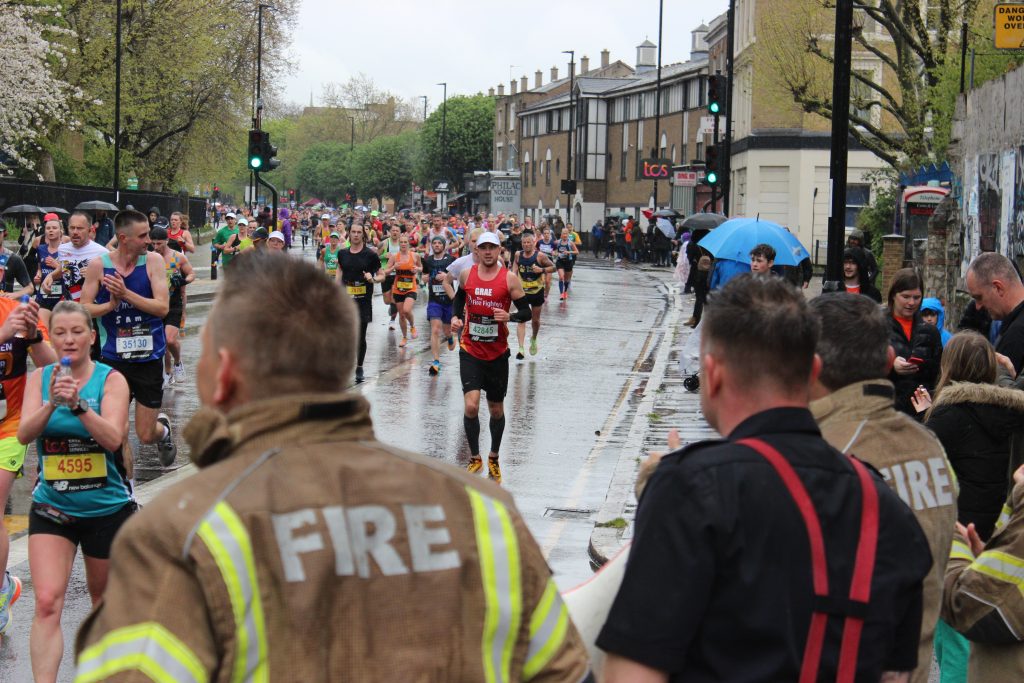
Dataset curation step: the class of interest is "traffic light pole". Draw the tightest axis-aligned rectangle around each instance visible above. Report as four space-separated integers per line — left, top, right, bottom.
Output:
254 172 278 229
824 0 854 291
710 113 719 209
723 0 736 215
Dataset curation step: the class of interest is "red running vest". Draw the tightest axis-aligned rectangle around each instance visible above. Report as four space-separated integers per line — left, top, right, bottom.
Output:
461 264 511 361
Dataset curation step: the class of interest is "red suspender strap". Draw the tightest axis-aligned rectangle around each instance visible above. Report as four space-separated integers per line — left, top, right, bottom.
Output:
738 438 829 683
836 455 880 683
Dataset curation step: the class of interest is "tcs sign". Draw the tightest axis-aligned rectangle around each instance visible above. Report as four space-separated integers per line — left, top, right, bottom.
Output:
638 158 672 180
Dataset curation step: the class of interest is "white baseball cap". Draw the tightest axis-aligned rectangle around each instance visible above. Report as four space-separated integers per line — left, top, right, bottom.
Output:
321 213 331 220
225 212 237 219
237 218 249 226
477 232 501 248
268 230 285 242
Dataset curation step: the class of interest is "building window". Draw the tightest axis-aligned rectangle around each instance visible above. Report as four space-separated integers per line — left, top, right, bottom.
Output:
681 142 688 164
671 144 676 163
620 152 627 180
545 149 552 186
509 103 516 132
846 184 870 228
660 133 668 158
696 141 704 162
850 70 874 123
556 158 560 174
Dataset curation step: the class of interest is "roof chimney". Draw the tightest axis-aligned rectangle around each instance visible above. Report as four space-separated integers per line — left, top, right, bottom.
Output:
601 49 610 67
498 83 505 96
580 55 590 73
488 87 495 97
551 66 559 81
510 79 517 95
636 39 657 73
520 75 528 92
535 70 543 89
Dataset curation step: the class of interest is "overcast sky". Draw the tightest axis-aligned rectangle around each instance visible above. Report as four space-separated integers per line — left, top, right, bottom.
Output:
282 0 730 110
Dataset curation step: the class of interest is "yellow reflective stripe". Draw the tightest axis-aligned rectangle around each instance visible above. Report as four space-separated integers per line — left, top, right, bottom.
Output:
523 579 570 680
467 488 523 683
971 551 1024 591
950 538 975 562
75 622 207 683
197 502 268 683
996 503 1012 531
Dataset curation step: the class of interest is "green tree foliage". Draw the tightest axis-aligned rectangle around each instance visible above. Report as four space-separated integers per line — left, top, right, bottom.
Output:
295 142 353 204
856 169 900 249
348 131 419 205
416 94 495 190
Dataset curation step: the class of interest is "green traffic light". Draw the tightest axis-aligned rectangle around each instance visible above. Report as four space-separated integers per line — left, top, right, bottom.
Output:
709 102 720 114
250 157 262 169
707 171 718 184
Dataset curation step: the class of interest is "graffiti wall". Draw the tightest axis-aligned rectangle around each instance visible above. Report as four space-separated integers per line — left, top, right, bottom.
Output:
960 148 1024 275
1013 147 1024 262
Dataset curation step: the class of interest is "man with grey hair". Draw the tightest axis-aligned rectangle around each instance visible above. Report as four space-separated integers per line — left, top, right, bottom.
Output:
809 293 955 683
966 252 1024 373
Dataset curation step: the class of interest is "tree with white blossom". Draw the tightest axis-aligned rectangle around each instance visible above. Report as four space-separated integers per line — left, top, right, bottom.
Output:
0 2 78 177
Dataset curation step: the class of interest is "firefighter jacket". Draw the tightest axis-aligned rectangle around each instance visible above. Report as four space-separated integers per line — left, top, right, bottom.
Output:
943 480 1024 680
73 393 591 683
812 380 956 683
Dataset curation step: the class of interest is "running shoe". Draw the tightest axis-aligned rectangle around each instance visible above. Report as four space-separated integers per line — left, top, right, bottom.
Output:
428 360 440 376
467 458 483 475
355 366 365 383
447 336 455 351
530 337 538 356
389 316 396 331
162 371 172 390
487 459 502 484
173 362 186 384
411 326 418 340
156 413 177 467
516 347 525 360
399 337 407 348
0 572 22 636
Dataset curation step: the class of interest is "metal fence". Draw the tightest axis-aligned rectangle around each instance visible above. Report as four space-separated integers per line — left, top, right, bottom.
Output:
0 179 207 228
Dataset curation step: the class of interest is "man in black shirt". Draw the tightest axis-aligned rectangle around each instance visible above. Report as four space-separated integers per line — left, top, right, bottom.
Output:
336 222 382 384
966 252 1024 374
598 274 932 683
422 235 455 375
0 224 34 298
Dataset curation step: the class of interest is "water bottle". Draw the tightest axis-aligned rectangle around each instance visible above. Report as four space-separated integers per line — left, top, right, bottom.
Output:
15 295 35 339
54 357 73 408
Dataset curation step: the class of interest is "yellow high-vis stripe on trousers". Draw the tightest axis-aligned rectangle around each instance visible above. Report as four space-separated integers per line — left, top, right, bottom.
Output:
468 488 523 683
197 501 269 683
523 579 570 680
950 538 975 563
75 622 207 683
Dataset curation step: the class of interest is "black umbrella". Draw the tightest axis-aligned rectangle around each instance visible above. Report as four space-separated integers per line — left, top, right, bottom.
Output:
74 200 119 212
41 207 69 217
654 208 680 218
680 213 728 231
1 204 43 216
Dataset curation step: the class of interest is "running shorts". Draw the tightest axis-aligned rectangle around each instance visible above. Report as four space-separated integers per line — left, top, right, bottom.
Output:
103 358 163 409
164 305 184 329
0 436 26 477
427 302 453 324
523 291 545 309
459 349 510 401
393 291 417 303
29 500 136 559
556 258 575 272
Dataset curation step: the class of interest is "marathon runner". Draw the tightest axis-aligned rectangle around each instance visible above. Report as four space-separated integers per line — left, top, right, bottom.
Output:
537 226 556 297
80 209 176 466
450 232 532 483
319 231 343 278
166 212 195 253
41 212 108 306
336 222 382 384
314 214 332 259
212 212 240 270
506 218 524 267
423 235 455 375
378 224 402 329
382 234 421 348
151 227 195 387
0 294 54 637
513 230 555 359
555 225 580 300
34 214 65 327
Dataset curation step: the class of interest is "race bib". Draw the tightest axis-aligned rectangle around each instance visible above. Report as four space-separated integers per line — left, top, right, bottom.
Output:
469 316 498 342
346 283 367 296
396 279 415 292
40 437 107 492
50 283 62 296
431 284 447 296
116 327 153 357
523 278 543 294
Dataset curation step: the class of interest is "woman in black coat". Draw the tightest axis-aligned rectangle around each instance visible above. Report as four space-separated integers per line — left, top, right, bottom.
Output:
887 268 942 416
916 332 1024 540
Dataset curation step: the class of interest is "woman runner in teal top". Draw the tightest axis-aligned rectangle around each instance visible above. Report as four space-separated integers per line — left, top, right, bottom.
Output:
17 300 131 682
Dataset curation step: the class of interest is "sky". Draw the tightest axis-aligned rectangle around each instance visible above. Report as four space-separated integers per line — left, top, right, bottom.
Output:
282 0 730 110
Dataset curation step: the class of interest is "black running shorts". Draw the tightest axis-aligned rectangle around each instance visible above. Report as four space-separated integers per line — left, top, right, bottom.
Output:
29 501 136 559
104 358 164 409
459 349 510 401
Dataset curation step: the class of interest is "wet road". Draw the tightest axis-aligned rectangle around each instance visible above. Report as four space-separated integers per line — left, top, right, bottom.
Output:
0 248 673 680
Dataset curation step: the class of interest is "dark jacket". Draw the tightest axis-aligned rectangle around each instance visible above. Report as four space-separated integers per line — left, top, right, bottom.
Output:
927 382 1024 539
841 247 881 302
887 312 943 416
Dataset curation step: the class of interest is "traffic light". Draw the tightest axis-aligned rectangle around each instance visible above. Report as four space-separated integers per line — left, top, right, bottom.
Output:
707 75 726 115
288 188 295 200
247 129 281 172
212 185 220 200
705 145 720 186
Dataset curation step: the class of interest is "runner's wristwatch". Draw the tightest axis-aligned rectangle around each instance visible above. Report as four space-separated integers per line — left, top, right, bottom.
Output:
70 398 89 416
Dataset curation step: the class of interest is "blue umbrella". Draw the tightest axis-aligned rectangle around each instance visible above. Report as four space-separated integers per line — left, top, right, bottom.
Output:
696 216 810 266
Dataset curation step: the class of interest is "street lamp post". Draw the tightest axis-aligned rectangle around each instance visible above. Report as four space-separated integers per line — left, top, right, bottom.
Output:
346 115 354 150
561 50 574 223
437 82 448 183
420 95 428 121
653 0 664 209
113 0 122 195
